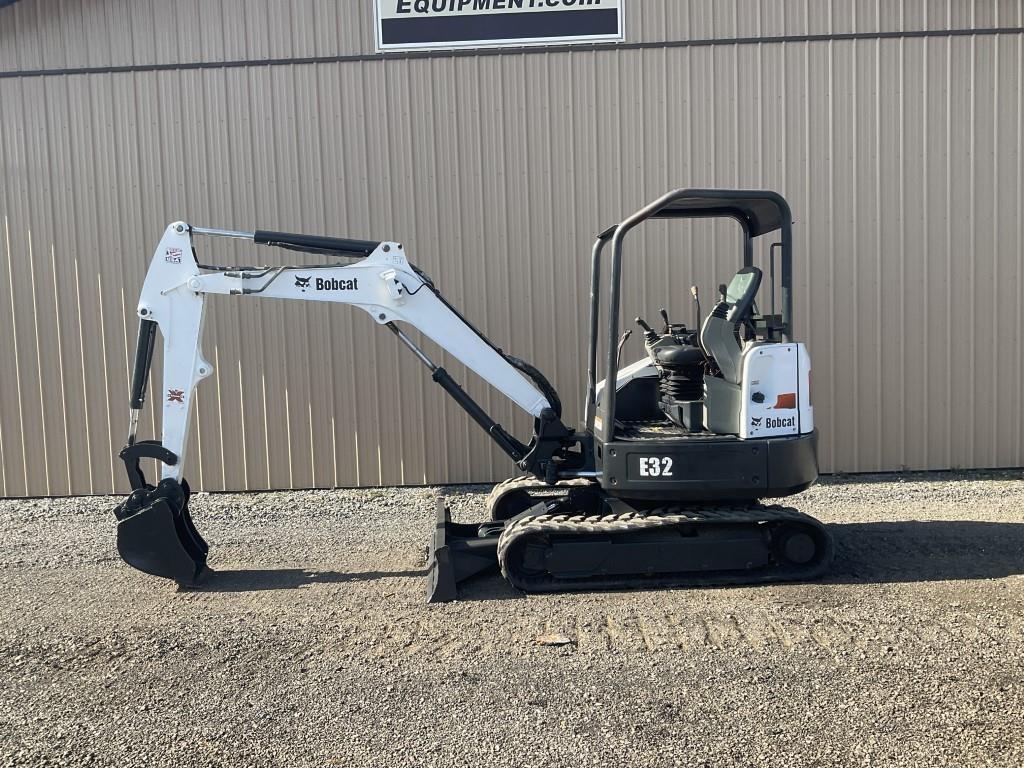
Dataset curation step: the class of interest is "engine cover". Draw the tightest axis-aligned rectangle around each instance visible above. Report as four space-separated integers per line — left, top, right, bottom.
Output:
738 342 814 438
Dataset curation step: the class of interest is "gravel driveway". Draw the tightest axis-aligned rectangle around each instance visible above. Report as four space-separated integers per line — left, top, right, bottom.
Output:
1 472 1023 767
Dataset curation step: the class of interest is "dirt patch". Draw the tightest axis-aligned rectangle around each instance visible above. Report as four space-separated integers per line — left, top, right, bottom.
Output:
1 472 1022 767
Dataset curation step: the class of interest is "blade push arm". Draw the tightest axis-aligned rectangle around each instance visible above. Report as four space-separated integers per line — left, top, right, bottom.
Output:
125 222 572 486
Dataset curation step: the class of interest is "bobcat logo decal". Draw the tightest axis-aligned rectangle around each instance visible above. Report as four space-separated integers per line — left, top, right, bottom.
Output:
750 416 763 427
295 276 311 291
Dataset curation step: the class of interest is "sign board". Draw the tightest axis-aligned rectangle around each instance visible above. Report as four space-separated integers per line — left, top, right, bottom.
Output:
374 0 624 52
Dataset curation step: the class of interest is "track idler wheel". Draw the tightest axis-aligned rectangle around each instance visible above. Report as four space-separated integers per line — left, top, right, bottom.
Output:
113 478 209 585
772 520 833 570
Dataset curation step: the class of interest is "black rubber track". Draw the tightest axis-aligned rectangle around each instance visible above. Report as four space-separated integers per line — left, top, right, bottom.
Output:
497 503 834 593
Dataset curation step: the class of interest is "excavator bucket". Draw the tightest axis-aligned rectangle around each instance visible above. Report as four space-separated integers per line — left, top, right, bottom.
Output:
113 478 208 585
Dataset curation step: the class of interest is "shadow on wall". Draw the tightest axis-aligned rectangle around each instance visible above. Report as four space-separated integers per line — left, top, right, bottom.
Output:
188 520 1024 595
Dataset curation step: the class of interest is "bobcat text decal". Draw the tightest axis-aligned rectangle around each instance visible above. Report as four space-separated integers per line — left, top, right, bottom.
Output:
294 275 358 292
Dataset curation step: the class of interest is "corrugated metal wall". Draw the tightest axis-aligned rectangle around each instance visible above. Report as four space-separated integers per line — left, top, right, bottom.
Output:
1 1 1022 496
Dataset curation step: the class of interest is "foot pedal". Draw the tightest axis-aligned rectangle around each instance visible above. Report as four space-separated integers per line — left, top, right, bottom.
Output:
424 499 501 603
113 478 208 585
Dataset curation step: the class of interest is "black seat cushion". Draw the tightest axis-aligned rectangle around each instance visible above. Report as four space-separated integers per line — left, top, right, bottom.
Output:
654 344 705 367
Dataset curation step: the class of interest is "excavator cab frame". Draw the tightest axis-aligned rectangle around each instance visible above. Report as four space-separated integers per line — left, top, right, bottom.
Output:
580 189 816 503
584 188 796 433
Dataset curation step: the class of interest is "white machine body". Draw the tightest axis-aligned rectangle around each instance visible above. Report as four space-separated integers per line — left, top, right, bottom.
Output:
593 343 813 440
738 342 813 438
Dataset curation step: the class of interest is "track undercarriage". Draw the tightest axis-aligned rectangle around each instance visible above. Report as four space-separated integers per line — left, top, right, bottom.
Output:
426 477 833 602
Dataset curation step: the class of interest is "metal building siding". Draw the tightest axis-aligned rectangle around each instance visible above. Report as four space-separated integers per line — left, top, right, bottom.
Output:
0 6 1022 496
4 1 1022 72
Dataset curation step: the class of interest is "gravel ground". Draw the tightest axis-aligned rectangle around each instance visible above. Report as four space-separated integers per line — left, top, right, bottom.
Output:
1 471 1023 768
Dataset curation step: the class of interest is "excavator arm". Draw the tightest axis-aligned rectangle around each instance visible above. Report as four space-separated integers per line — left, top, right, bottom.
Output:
114 222 587 586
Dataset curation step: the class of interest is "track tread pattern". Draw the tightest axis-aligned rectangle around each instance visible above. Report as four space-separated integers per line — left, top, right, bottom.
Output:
497 503 833 593
485 475 593 520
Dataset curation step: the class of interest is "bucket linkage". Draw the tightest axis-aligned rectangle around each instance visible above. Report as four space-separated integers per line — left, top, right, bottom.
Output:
113 441 209 586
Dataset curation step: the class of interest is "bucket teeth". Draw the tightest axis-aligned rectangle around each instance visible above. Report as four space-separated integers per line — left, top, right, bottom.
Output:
113 478 208 585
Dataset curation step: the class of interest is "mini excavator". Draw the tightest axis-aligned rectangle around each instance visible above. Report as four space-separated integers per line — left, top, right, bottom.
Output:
113 189 833 601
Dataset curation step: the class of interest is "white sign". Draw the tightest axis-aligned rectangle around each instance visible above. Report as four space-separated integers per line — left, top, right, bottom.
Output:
374 0 624 52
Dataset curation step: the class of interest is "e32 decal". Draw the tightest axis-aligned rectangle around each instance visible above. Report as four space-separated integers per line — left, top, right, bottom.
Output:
638 456 674 478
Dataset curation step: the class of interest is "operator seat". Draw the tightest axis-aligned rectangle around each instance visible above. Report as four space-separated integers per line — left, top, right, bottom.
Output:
700 266 761 384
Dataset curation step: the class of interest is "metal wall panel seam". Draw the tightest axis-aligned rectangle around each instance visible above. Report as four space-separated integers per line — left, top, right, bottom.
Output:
70 254 94 494
1017 33 1023 465
4 105 31 496
943 33 953 468
388 57 414 484
872 32 885 468
896 32 908 469
23 175 51 495
416 60 433 484
405 60 434 484
26 232 52 494
2 215 27 494
13 79 46 494
0 229 6 495
91 80 118 493
541 52 561 445
825 39 837 468
518 52 540 470
968 32 977 467
850 38 861 469
471 56 497 480
990 34 1000 465
41 80 72 493
211 71 233 489
440 55 471 482
218 68 246 489
364 61 386 486
917 36 929 469
566 53 584 431
304 64 325 488
315 66 341 489
496 57 520 471
340 64 365 487
384 57 409 485
244 68 274 489
271 68 295 489
94 272 115 491
0 89 11 496
103 72 135 492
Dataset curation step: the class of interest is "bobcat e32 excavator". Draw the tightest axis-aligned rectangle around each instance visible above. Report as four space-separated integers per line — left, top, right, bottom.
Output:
113 189 833 601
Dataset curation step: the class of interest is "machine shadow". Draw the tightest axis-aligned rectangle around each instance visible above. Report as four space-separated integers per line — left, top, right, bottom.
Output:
452 520 1024 596
193 567 428 592
188 520 1023 596
825 520 1024 584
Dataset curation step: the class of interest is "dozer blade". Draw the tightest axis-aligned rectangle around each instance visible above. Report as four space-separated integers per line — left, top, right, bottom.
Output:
113 478 208 585
424 499 501 603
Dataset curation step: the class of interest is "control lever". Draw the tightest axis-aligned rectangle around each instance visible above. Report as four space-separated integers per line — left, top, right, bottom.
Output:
615 329 632 371
690 285 701 328
718 283 728 302
634 317 658 344
659 308 671 334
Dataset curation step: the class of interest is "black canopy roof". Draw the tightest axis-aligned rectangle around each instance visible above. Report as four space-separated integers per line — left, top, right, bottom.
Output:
602 189 792 239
